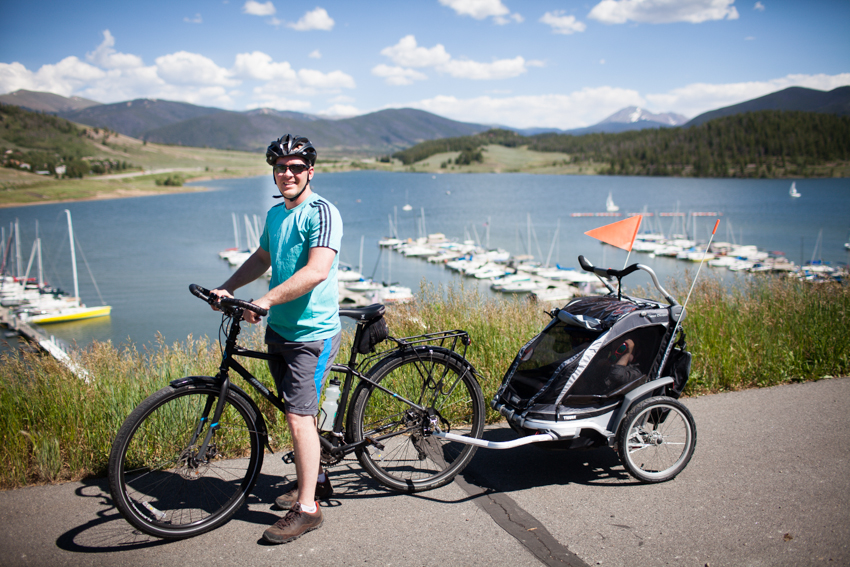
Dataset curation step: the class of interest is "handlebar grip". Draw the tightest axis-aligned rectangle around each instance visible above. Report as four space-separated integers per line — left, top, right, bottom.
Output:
578 255 611 278
189 283 211 300
188 284 269 317
578 256 640 279
221 297 269 317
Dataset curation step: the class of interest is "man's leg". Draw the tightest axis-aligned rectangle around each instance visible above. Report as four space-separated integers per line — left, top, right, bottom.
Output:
287 412 321 506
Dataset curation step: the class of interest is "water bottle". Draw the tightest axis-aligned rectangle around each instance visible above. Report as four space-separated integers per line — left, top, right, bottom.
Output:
318 379 341 431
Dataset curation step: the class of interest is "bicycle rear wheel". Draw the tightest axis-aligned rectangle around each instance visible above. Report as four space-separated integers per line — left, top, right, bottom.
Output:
108 382 263 539
617 396 696 483
349 349 484 492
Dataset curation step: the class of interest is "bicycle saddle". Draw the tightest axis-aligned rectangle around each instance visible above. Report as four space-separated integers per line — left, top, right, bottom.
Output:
339 303 386 322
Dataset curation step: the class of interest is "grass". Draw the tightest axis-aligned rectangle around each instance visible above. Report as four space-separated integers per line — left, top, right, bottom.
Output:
0 275 847 489
0 135 268 207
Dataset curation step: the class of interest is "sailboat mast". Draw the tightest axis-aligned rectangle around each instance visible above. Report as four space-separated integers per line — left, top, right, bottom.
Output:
15 219 22 278
65 210 79 299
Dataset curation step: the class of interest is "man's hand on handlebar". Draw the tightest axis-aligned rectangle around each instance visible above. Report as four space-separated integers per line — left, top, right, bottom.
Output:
210 288 266 324
209 288 234 311
241 296 270 324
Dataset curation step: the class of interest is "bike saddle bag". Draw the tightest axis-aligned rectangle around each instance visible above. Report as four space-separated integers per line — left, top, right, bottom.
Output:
354 316 389 354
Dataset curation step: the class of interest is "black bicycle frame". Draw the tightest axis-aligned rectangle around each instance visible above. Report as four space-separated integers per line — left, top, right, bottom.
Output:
191 308 428 463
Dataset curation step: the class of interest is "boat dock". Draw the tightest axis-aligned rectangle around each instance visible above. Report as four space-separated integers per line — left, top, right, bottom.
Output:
0 305 90 381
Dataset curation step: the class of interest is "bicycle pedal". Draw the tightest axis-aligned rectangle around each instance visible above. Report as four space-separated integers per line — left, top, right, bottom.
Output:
281 451 295 465
364 436 385 451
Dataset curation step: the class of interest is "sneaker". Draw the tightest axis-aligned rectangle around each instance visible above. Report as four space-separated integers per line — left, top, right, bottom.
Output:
262 502 323 544
274 476 333 509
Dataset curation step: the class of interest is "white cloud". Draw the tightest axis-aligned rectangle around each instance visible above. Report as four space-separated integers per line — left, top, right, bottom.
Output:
589 0 739 24
243 1 275 16
298 69 355 89
540 11 587 34
245 96 312 112
754 2 765 11
401 87 645 129
440 56 530 80
309 50 322 59
438 0 522 24
319 104 360 117
0 57 106 97
645 73 850 117
375 35 539 85
86 30 144 69
184 13 203 24
288 8 334 31
232 51 296 81
155 51 238 86
389 72 850 129
371 64 428 86
232 51 354 93
380 36 451 68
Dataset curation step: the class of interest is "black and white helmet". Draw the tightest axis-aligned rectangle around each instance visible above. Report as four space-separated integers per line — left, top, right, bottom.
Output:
266 134 317 166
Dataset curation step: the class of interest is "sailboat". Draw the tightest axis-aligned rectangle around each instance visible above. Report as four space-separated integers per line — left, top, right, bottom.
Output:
789 182 801 198
606 192 619 212
20 210 111 324
402 189 412 211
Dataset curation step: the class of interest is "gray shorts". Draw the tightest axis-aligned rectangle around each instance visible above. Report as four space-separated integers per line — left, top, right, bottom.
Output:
266 327 342 416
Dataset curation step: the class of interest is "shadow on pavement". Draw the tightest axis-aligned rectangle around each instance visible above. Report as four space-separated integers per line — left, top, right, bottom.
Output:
459 427 636 493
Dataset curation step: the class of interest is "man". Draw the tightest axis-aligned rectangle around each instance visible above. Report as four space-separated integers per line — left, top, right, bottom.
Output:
212 134 342 544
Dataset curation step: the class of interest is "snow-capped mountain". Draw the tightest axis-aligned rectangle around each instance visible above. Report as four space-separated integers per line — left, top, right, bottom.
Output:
599 106 689 126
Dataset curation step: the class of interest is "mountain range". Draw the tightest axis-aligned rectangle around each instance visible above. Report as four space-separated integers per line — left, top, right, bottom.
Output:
1 86 848 154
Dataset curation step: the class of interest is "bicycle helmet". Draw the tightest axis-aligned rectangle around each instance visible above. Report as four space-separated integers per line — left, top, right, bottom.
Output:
266 134 317 166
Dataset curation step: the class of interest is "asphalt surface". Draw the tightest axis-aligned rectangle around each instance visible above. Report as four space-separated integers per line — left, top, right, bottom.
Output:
1 377 848 567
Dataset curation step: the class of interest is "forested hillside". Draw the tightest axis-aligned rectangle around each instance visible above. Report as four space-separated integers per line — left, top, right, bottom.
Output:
393 111 850 178
0 103 112 177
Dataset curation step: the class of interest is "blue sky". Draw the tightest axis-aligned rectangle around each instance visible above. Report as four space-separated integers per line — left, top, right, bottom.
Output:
1 0 848 129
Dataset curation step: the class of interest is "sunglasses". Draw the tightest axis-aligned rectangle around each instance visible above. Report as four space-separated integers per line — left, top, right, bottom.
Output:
273 163 310 175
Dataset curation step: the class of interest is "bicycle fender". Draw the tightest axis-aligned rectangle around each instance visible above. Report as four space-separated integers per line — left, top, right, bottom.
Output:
168 376 272 452
608 377 674 437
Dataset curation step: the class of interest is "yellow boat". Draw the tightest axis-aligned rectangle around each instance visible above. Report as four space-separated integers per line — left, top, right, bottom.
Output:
21 210 112 325
25 305 112 325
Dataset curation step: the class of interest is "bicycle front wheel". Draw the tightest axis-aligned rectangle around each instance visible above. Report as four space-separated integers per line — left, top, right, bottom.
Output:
349 349 484 492
108 382 264 539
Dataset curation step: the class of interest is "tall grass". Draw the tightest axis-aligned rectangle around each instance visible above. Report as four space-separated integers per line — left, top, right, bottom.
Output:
1 275 847 489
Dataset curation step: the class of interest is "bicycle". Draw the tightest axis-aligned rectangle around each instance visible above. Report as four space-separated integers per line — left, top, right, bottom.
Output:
107 284 485 539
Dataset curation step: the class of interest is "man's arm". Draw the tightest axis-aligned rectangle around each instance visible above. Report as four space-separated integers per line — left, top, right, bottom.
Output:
242 246 336 324
214 247 272 296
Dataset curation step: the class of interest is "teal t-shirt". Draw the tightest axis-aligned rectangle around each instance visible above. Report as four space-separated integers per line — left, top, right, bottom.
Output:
259 193 343 341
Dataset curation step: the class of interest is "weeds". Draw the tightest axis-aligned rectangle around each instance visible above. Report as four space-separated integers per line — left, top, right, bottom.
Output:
0 275 846 489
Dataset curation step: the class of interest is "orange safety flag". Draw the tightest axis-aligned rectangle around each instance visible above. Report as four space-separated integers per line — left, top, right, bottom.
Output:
584 215 642 251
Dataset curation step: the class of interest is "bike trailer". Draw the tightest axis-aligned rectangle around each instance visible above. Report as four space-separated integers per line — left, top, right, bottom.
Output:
491 294 691 445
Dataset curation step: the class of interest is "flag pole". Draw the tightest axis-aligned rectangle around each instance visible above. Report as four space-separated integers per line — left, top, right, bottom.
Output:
670 219 720 342
622 215 642 270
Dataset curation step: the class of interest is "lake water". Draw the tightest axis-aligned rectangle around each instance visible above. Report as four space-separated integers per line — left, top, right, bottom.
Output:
2 172 848 351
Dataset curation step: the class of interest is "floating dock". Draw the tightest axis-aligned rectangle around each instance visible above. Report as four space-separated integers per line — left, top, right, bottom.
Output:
0 305 90 381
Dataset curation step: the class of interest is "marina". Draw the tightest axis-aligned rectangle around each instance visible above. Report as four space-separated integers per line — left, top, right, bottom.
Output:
1 172 848 352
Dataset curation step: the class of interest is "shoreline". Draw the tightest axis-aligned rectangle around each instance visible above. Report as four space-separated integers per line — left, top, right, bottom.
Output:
2 166 845 209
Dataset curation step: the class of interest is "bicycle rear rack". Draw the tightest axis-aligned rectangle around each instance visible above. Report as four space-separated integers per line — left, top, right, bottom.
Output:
355 329 472 371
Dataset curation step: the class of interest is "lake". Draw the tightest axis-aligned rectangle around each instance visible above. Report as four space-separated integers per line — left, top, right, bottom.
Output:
2 172 848 351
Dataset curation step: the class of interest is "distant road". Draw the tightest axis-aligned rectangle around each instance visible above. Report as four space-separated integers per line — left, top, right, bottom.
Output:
93 168 204 180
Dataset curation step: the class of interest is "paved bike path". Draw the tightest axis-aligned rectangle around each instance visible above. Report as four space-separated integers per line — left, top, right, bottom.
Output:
1 377 848 566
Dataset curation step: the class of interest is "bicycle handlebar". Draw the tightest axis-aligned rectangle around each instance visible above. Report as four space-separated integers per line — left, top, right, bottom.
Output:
189 284 269 317
578 255 640 279
578 255 678 305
